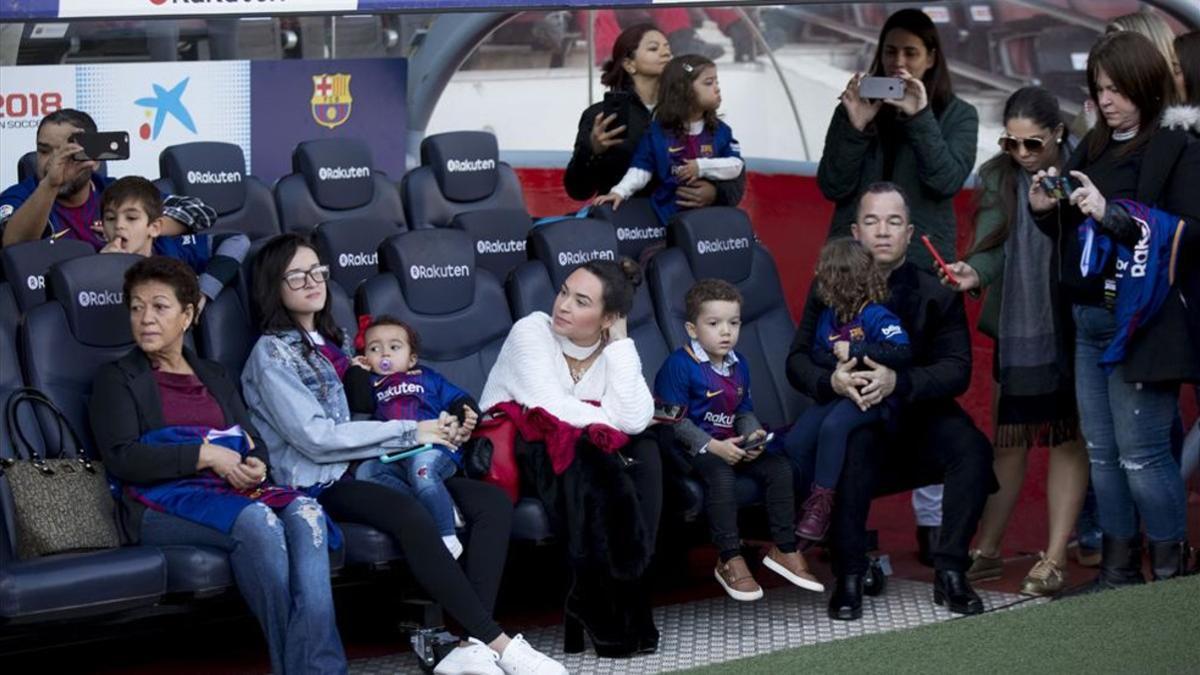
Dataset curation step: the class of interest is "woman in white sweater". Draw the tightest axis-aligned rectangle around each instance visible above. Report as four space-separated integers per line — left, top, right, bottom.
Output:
480 258 662 658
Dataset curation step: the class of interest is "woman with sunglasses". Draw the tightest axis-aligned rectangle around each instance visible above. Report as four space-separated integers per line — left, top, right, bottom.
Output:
240 234 568 675
936 87 1087 596
1030 32 1199 590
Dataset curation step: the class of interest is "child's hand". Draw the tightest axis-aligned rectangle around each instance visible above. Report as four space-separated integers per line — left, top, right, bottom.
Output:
416 419 457 450
593 192 624 210
833 340 851 362
241 456 267 485
100 236 128 254
672 160 699 184
707 436 746 466
457 407 479 443
351 355 371 370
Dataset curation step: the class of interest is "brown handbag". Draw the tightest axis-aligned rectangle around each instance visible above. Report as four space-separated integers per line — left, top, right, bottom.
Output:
2 388 120 559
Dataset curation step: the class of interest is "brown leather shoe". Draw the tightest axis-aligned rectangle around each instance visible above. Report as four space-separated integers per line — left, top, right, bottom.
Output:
762 546 825 592
714 556 763 601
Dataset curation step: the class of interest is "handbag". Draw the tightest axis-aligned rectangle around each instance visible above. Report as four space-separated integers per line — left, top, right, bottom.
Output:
1 388 121 559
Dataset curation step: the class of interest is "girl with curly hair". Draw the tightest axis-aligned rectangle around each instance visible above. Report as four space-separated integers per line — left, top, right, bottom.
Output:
594 53 744 225
784 238 913 541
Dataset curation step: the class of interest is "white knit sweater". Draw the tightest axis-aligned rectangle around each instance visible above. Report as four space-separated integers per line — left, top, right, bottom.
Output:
480 312 654 434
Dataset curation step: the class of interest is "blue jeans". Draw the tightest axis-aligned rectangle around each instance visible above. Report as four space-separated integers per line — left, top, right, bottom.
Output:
1072 304 1187 543
785 398 883 490
356 450 459 535
141 498 346 675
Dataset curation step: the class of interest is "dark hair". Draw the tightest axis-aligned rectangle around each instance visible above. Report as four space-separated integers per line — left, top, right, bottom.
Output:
869 9 954 116
654 54 719 137
601 23 663 91
37 108 97 137
252 234 344 350
578 257 641 317
815 238 889 324
360 315 421 357
855 181 911 222
101 176 163 221
685 278 742 323
1085 31 1174 160
123 255 201 317
969 87 1069 257
1176 31 1200 106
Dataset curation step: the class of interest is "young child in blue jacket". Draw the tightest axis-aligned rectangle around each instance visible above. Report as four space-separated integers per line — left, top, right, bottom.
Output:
595 54 743 225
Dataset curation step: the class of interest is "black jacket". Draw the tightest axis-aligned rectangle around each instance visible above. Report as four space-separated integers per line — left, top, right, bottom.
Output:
563 95 746 205
1035 126 1200 384
787 262 972 408
89 347 268 542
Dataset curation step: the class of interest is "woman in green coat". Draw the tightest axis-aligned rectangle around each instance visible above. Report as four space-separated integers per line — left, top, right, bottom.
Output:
817 8 978 269
938 87 1086 596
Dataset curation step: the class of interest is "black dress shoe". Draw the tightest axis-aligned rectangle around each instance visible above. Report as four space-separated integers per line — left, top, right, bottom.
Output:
916 526 940 568
828 574 864 621
863 557 887 597
933 570 984 615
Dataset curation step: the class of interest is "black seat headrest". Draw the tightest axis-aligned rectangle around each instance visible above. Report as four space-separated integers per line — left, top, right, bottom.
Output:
159 142 248 215
591 200 667 259
0 238 95 312
528 219 619 290
47 253 140 348
379 229 476 315
420 131 499 203
294 139 375 211
450 208 531 278
669 207 755 284
313 217 402 293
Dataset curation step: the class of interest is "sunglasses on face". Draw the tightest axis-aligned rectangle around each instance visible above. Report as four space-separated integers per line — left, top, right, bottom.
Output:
282 265 331 290
998 134 1049 154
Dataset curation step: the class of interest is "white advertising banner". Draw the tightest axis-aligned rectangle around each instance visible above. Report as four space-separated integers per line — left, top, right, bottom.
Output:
0 65 77 187
57 0 358 19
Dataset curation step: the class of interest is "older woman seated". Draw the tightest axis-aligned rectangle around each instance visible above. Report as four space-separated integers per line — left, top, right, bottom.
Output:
89 256 344 675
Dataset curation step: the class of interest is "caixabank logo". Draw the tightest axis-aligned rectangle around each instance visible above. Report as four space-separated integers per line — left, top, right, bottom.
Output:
135 78 196 140
312 74 353 130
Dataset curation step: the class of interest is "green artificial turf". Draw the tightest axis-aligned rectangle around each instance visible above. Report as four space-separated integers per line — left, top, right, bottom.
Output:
678 576 1200 674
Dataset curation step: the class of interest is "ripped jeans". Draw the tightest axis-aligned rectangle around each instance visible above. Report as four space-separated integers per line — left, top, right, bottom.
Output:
1072 304 1187 543
141 498 346 675
356 449 459 536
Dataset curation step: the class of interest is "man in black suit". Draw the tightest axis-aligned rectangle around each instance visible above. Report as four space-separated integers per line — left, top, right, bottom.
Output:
787 181 996 620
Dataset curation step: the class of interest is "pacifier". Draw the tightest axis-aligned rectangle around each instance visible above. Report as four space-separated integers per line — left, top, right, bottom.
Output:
380 358 393 373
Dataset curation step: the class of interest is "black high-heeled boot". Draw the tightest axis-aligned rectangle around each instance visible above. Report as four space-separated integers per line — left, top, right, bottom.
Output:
1148 539 1190 581
1062 534 1145 598
562 571 637 658
626 577 658 654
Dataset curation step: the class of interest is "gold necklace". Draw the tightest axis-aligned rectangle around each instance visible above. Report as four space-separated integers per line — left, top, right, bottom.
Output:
565 351 600 384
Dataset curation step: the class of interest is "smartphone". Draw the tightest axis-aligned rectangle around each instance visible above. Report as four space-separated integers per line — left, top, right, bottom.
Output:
70 131 129 161
652 401 686 424
380 444 433 464
738 431 775 454
858 76 905 100
921 235 958 286
1040 175 1075 201
601 91 633 125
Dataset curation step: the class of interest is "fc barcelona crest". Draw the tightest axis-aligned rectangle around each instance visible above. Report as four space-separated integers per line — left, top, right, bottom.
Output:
311 73 352 130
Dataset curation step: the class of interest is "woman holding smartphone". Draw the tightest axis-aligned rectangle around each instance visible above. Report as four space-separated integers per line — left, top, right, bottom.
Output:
817 8 979 269
563 23 745 209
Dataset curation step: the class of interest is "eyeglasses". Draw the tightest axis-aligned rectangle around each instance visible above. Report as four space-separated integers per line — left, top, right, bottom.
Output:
282 265 331 290
998 134 1048 154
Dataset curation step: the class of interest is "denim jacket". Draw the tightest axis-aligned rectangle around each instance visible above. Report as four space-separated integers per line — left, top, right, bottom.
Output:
240 330 418 488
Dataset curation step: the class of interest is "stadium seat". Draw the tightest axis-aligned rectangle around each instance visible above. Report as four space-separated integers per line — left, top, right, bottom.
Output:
0 238 94 312
274 139 405 234
356 230 555 544
507 218 671 385
194 285 257 381
154 142 281 240
590 199 668 262
17 253 235 599
400 131 526 228
313 217 405 295
449 208 532 282
648 207 804 430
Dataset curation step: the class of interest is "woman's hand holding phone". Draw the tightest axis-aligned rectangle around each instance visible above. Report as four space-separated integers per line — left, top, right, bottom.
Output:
1029 168 1060 213
885 68 929 116
938 261 980 291
841 73 883 132
590 112 627 155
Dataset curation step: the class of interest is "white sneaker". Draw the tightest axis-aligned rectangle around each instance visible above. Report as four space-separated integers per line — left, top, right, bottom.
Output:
433 638 504 675
497 634 568 675
444 534 464 559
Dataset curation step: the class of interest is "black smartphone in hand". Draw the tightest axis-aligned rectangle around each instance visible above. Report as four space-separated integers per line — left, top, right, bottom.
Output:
738 431 775 454
70 131 130 161
601 91 633 126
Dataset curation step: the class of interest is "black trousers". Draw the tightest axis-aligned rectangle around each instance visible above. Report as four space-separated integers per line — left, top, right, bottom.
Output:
687 450 796 555
318 477 512 642
830 401 996 575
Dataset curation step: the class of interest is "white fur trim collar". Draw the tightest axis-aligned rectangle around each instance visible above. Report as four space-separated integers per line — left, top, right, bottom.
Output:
1161 106 1200 133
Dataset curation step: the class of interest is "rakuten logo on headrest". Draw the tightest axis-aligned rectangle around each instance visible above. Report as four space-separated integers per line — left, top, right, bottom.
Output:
557 249 615 267
696 237 751 255
78 290 122 308
26 274 45 291
616 226 665 242
338 252 377 268
187 170 242 185
476 239 525 255
318 166 370 181
410 263 471 280
445 158 496 173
